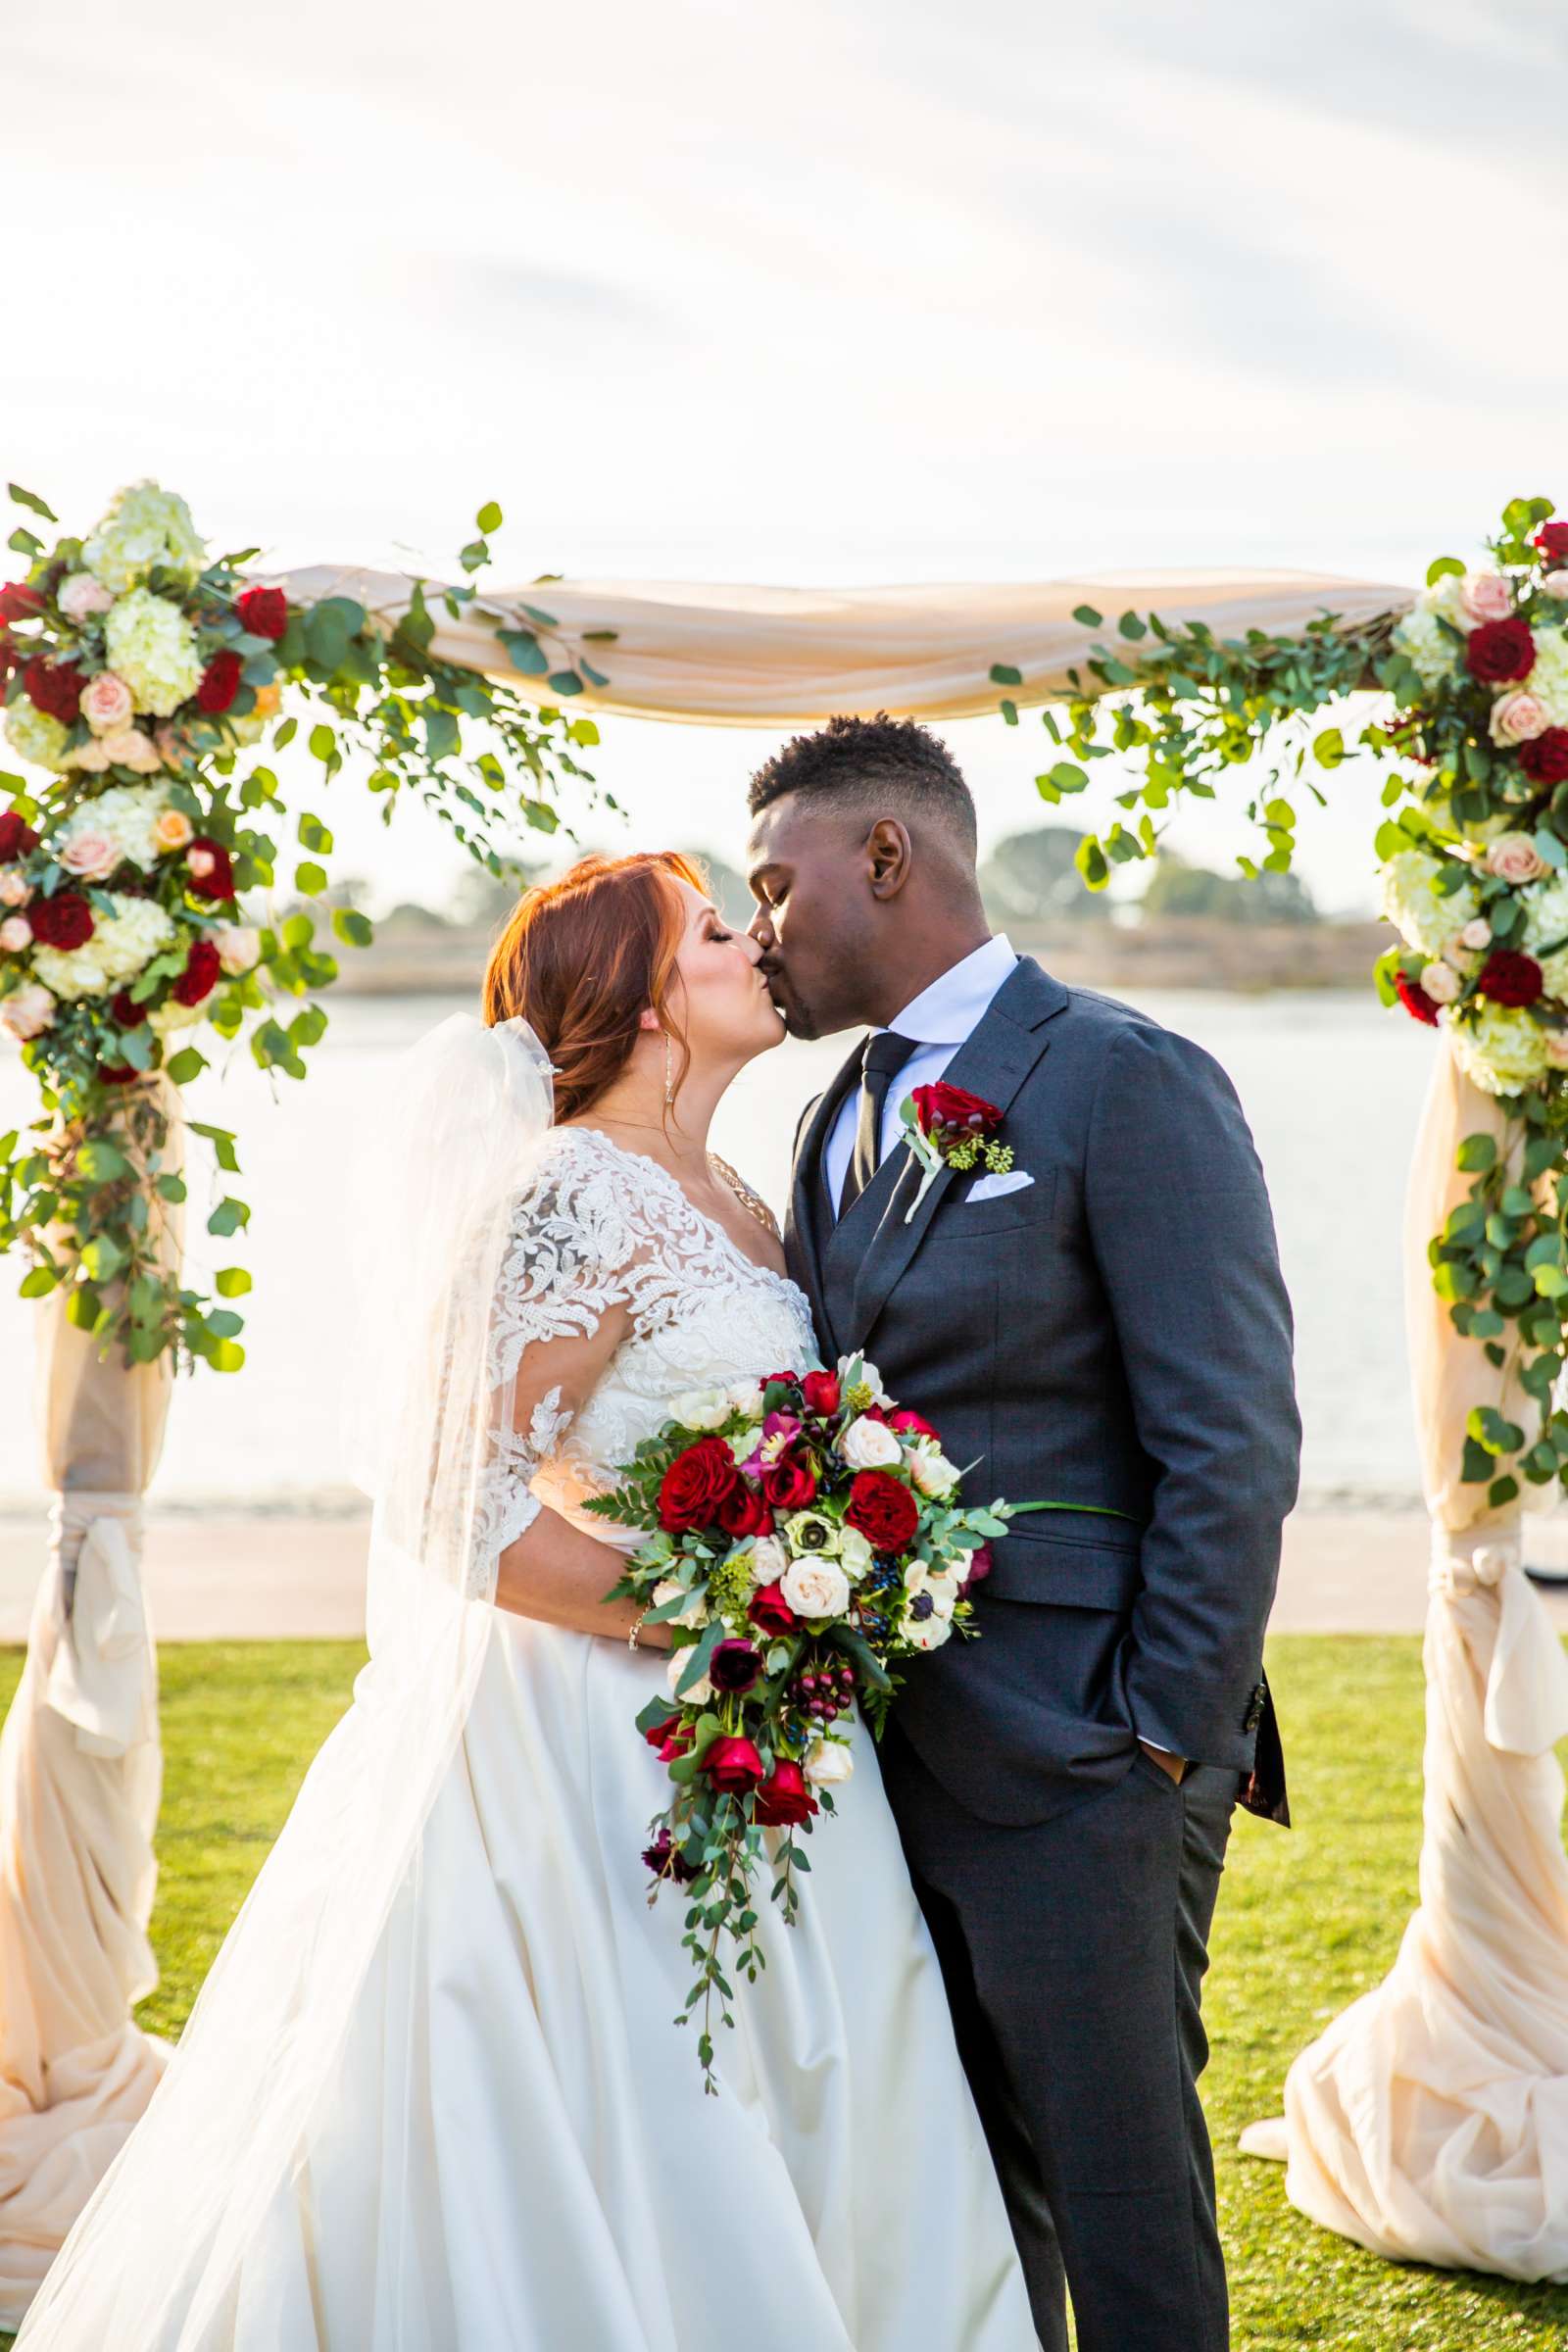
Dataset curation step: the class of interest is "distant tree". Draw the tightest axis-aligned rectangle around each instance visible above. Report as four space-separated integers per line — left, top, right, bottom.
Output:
444 858 548 930
977 827 1109 925
1141 856 1318 926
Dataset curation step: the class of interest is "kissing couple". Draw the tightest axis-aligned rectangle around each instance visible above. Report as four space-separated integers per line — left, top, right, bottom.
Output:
18 715 1298 2352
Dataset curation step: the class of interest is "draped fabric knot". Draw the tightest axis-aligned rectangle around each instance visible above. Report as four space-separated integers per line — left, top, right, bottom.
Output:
39 1490 155 1759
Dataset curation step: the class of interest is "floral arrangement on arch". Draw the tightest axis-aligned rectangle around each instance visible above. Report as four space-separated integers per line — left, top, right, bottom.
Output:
0 480 606 1370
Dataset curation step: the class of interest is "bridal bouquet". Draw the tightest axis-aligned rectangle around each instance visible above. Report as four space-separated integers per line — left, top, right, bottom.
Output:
590 1351 1020 2085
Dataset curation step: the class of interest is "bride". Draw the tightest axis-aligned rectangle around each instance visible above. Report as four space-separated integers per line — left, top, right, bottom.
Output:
18 850 1036 2350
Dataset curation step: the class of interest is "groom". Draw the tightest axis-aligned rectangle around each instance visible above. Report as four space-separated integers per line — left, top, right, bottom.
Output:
745 715 1299 2352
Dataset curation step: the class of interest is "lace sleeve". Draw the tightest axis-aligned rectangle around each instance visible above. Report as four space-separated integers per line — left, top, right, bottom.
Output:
470 1136 645 1572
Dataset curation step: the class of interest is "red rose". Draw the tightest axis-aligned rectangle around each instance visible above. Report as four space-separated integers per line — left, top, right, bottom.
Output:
657 1435 741 1532
702 1734 765 1794
911 1080 1003 1138
0 812 39 860
760 1452 816 1510
1394 970 1441 1026
97 1063 139 1086
889 1407 941 1443
749 1581 800 1639
1534 523 1568 563
845 1468 920 1553
1478 949 1544 1008
1520 728 1568 787
716 1481 772 1538
0 583 41 623
235 586 289 641
759 1368 803 1395
27 891 94 950
1465 618 1537 685
196 651 243 714
110 988 147 1027
641 1711 687 1753
801 1369 841 1416
960 1541 994 1592
755 1759 818 1828
710 1638 763 1695
185 837 236 900
24 657 82 722
172 938 222 1007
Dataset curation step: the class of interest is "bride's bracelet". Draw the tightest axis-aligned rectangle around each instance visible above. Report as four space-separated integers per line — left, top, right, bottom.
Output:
628 1606 649 1654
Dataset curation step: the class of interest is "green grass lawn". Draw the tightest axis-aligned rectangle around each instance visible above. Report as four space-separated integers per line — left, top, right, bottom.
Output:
2 1632 1565 2350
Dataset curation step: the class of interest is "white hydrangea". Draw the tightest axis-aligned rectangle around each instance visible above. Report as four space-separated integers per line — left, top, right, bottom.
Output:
4 700 72 772
1393 608 1462 691
1522 873 1568 960
1525 625 1568 727
1380 849 1478 957
30 893 176 1001
1447 1004 1551 1099
148 995 206 1036
56 784 172 875
104 590 202 716
82 481 206 594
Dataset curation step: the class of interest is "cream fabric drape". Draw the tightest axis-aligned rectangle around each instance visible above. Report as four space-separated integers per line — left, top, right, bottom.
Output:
1242 1040 1568 2280
269 565 1414 725
0 1078 183 2328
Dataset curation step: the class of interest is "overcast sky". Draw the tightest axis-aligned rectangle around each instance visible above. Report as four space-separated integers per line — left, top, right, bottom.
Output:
4 0 1565 914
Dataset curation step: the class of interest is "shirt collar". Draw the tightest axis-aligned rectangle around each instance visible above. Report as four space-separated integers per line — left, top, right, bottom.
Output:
886 934 1017 1047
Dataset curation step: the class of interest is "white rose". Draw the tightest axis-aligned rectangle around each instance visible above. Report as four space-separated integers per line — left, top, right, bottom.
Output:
57 571 116 622
666 1650 712 1707
1490 691 1551 748
670 1387 731 1431
752 1533 788 1583
214 923 261 975
804 1737 855 1788
1459 570 1514 627
907 1446 960 1498
652 1576 709 1631
839 1413 903 1470
1543 571 1568 601
727 1380 765 1422
1419 959 1461 1005
1458 918 1493 953
779 1555 852 1621
1483 833 1548 887
0 914 31 952
0 981 56 1039
838 1525 874 1580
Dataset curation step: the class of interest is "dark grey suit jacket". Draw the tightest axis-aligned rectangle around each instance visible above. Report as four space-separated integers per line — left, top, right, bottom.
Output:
784 956 1301 1828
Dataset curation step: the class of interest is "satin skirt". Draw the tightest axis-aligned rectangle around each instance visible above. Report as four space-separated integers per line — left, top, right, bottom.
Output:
190 1612 1035 2349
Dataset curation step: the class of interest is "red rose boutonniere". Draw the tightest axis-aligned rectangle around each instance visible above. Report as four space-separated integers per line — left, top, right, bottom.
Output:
895 1081 1015 1223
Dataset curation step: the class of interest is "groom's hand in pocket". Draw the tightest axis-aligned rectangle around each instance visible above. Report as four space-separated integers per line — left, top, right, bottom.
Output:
1139 1740 1188 1786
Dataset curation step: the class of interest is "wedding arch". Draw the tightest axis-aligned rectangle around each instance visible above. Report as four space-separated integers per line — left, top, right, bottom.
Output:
2 477 1566 2316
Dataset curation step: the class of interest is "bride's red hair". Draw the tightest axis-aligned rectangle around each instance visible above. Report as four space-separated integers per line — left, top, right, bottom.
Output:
482 851 706 1123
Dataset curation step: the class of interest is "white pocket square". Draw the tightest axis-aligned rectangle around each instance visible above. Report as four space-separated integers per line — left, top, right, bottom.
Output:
965 1169 1035 1201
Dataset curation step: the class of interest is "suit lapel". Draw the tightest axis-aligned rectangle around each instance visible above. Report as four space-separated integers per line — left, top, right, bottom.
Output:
845 958 1068 1355
787 1038 863 1363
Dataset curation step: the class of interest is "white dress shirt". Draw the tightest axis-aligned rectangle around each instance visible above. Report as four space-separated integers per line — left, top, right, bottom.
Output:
823 933 1018 1215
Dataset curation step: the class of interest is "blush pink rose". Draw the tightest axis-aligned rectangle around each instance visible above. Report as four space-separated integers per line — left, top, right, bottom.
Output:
0 915 31 952
57 573 116 623
1461 572 1515 627
1486 832 1549 885
1543 571 1568 602
59 829 121 882
1490 691 1551 748
152 808 193 852
0 868 30 907
1419 959 1461 1005
0 982 56 1040
80 671 134 737
103 728 162 774
1546 1033 1568 1069
71 739 112 773
1458 917 1493 952
213 923 262 975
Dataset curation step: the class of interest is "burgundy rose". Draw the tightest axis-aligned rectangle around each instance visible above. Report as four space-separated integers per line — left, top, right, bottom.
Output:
185 836 236 900
196 651 243 714
889 1407 941 1443
1395 970 1441 1028
172 938 222 1007
235 586 289 641
960 1541 994 1592
109 988 147 1027
96 1063 139 1086
801 1369 841 1417
702 1734 765 1794
1520 728 1568 787
710 1638 763 1695
0 582 41 622
759 1368 803 1395
845 1468 920 1553
0 812 39 860
657 1435 741 1533
642 1827 699 1886
716 1480 773 1538
760 1451 816 1511
911 1081 1003 1138
1465 618 1537 685
23 657 82 723
1478 949 1544 1008
641 1710 686 1753
749 1581 801 1639
1534 522 1568 564
755 1759 818 1829
27 891 94 950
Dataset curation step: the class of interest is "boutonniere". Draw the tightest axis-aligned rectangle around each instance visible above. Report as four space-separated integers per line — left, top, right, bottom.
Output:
896 1083 1014 1222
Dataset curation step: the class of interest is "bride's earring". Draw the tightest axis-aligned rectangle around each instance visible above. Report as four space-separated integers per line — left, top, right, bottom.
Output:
663 1031 674 1107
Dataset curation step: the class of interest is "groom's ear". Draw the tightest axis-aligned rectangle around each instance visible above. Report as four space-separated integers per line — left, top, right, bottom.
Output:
865 818 911 901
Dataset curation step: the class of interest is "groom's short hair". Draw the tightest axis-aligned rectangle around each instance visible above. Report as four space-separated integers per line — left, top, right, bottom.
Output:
747 713 977 860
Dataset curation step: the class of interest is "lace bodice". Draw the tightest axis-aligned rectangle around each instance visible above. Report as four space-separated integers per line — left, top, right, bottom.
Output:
474 1126 816 1569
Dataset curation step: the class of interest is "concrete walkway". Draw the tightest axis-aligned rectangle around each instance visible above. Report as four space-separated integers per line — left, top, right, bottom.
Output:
4 1504 1568 1643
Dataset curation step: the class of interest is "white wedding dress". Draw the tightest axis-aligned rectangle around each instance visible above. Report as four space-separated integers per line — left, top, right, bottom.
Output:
19 1117 1035 2351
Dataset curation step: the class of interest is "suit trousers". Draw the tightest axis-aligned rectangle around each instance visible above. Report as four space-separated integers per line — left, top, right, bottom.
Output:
879 1726 1236 2352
